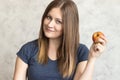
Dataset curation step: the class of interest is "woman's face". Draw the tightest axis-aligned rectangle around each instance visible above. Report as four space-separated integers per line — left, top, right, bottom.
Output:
43 8 63 40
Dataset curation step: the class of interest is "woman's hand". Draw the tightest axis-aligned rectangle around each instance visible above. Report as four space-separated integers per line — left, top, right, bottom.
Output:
89 34 107 59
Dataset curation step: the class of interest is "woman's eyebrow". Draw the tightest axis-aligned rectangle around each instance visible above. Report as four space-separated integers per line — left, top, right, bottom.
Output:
56 18 62 21
47 13 62 21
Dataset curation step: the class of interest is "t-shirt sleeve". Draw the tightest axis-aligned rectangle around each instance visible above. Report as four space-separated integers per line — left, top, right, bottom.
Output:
77 44 89 62
17 42 31 64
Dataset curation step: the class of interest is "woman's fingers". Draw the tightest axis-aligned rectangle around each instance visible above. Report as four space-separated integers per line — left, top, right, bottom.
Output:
94 43 105 53
94 35 107 46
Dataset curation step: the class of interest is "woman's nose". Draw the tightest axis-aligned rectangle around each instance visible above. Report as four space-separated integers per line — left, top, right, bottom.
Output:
48 20 55 28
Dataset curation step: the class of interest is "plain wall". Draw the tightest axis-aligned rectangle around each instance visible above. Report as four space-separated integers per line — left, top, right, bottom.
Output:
0 0 120 80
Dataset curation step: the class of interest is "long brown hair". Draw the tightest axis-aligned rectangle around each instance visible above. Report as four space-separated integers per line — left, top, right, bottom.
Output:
37 0 79 78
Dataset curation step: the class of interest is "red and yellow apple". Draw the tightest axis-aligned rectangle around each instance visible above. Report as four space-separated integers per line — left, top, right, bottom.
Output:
92 31 105 43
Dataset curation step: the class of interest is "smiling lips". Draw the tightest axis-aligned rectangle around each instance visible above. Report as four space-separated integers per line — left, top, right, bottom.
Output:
45 27 55 32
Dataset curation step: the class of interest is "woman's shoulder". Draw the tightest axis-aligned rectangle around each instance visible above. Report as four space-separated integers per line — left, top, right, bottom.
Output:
77 43 89 62
16 39 39 64
23 39 38 48
78 43 89 51
20 39 39 54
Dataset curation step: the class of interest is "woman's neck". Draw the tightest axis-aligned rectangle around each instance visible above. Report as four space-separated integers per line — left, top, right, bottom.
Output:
48 38 61 60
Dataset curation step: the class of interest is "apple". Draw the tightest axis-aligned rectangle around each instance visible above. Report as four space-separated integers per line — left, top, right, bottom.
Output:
92 31 105 43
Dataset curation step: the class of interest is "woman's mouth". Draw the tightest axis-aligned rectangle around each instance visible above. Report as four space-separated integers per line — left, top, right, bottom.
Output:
46 27 54 32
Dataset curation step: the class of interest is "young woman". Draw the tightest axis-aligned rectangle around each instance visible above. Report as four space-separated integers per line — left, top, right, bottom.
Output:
13 0 107 80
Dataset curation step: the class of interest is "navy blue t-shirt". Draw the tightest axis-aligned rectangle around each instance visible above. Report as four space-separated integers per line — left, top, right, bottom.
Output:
17 39 89 80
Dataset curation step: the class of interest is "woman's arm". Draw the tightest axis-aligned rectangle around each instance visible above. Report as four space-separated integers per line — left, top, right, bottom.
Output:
73 61 89 80
74 58 95 80
13 57 28 80
74 53 96 80
74 35 107 80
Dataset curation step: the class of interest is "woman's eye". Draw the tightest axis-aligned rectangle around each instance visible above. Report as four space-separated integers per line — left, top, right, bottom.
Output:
56 20 62 24
46 16 52 20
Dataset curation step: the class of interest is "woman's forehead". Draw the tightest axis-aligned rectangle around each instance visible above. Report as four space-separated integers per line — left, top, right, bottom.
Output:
48 8 62 20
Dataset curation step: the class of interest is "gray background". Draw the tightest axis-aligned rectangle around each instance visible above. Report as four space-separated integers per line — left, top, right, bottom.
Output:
0 0 120 80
